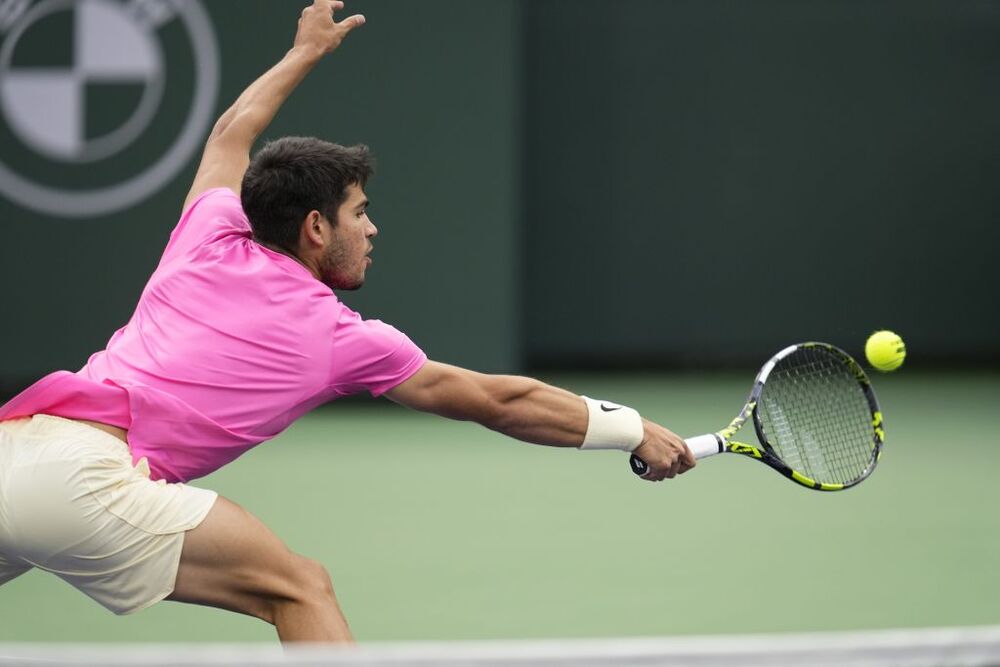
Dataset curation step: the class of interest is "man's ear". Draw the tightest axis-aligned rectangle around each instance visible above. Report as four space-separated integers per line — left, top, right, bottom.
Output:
300 210 328 248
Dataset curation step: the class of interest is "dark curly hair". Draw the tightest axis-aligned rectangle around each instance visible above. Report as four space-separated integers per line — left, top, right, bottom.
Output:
241 137 374 252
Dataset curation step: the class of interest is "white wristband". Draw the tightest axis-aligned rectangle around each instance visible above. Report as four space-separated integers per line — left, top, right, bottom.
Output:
579 396 644 452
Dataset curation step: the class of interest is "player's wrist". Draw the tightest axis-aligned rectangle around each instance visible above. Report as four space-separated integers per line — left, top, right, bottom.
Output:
578 396 644 452
288 43 326 66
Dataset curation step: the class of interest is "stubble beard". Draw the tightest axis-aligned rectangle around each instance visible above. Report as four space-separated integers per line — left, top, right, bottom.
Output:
319 243 364 291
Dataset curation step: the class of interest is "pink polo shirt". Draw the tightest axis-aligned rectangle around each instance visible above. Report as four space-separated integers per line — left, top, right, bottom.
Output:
0 188 426 482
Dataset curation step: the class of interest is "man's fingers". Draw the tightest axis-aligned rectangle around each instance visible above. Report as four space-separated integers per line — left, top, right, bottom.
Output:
680 447 696 473
640 454 680 481
633 428 697 482
681 445 696 468
337 14 366 31
640 462 663 482
305 1 344 21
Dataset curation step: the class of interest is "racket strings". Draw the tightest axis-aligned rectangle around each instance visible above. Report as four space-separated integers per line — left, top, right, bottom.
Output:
757 347 876 485
789 361 871 478
769 361 872 482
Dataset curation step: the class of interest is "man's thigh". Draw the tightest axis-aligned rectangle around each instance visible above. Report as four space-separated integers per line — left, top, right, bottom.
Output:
0 415 217 614
167 496 307 619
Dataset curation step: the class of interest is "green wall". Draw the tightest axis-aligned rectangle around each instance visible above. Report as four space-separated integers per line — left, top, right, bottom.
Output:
526 0 1000 367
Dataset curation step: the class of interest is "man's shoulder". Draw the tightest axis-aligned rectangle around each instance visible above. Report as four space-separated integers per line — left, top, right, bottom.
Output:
167 188 250 249
182 187 244 220
331 307 413 347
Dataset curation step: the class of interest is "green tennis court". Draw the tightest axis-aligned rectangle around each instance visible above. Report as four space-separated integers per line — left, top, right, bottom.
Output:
2 371 996 643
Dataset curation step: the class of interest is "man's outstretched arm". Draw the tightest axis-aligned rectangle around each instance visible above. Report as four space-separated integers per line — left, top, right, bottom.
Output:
385 361 696 482
183 0 364 209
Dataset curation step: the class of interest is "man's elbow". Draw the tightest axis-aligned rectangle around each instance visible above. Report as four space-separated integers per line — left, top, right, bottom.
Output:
207 109 260 149
207 107 237 142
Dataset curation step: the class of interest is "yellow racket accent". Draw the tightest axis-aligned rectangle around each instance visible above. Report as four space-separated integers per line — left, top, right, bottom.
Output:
728 442 763 458
873 411 885 442
789 470 845 491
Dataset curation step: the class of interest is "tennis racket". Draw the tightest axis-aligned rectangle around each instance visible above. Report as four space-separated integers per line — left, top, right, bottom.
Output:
630 342 885 491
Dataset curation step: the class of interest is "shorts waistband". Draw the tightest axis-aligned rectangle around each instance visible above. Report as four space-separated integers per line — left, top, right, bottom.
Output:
3 414 132 454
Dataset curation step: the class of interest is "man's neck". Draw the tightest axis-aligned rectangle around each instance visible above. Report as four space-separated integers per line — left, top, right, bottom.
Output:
259 241 322 281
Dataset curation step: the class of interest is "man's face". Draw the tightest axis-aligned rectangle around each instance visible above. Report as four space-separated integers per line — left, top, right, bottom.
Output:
319 183 377 290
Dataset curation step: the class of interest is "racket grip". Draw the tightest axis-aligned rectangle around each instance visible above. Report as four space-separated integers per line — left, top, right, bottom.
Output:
629 433 724 477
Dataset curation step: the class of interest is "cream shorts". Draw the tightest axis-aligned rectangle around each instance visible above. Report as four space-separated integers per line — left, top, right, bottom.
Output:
0 414 217 614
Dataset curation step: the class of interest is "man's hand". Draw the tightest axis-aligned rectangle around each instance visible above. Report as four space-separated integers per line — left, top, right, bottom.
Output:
183 1 365 208
631 420 696 481
294 0 365 58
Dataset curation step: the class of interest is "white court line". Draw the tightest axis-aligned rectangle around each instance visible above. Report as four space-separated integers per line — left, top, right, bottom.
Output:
3 626 1000 666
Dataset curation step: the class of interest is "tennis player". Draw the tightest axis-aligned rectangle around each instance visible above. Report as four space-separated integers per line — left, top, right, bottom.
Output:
0 0 694 643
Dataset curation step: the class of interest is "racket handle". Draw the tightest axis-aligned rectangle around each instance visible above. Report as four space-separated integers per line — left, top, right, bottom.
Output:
629 433 724 477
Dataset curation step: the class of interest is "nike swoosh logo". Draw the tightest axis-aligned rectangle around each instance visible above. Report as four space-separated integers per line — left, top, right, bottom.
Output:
600 404 621 412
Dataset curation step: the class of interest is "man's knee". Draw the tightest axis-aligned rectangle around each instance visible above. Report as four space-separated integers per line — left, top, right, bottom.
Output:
293 556 337 603
246 555 337 626
261 554 338 618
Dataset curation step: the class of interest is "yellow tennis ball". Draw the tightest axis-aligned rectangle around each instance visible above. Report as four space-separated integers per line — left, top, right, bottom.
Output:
865 330 906 371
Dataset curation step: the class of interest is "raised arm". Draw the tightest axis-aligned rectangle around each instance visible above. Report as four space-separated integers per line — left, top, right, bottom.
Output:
385 361 695 481
183 0 364 209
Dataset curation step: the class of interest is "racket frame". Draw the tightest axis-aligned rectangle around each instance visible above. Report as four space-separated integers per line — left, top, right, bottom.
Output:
715 342 884 491
630 342 885 491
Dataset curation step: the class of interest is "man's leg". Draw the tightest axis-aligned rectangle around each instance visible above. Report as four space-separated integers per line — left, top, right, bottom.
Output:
167 496 353 643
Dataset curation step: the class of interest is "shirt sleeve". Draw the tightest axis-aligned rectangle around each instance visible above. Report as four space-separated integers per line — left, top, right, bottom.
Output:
159 188 251 267
329 310 427 398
